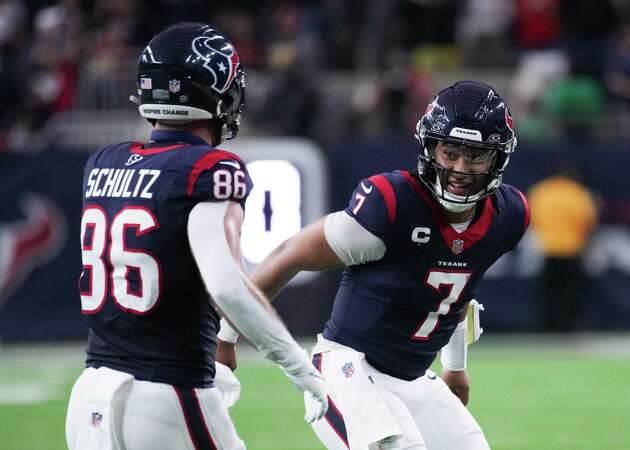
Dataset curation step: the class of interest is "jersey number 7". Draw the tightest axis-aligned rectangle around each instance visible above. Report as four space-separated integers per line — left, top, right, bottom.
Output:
79 205 161 315
412 270 472 340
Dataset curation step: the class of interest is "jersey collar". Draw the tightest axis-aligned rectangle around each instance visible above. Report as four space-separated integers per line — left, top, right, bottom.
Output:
401 171 495 254
149 130 209 146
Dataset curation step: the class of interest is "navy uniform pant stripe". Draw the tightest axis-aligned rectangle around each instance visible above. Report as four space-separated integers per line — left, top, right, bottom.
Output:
312 353 323 372
312 353 349 448
325 398 350 448
173 386 218 450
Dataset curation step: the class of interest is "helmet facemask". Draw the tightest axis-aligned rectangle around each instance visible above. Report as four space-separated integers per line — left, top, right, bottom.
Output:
414 81 517 212
419 137 506 212
217 68 246 141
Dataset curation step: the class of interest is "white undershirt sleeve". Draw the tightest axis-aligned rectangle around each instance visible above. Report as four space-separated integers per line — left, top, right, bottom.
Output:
187 202 304 368
324 211 387 266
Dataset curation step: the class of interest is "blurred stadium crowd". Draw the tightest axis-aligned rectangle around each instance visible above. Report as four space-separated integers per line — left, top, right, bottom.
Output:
2 1 630 341
2 0 630 152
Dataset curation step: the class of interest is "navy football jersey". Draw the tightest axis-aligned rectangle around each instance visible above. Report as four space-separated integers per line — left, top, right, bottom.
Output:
323 170 529 380
78 129 253 388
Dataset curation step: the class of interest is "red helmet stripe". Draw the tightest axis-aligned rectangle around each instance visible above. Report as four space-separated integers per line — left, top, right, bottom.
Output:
506 109 514 131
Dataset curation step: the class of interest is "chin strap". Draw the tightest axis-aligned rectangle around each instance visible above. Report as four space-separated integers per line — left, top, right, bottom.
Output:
434 175 478 213
437 196 477 213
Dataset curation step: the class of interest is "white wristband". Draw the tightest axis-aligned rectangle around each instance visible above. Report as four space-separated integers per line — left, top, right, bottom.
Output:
440 320 467 371
217 318 240 344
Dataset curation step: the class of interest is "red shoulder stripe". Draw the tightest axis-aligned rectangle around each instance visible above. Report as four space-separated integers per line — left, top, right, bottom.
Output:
368 175 396 223
186 150 242 197
516 188 531 233
130 142 189 155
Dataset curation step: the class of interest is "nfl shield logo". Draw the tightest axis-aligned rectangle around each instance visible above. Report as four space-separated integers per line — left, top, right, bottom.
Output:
452 239 464 254
342 362 355 378
169 79 181 94
91 412 103 428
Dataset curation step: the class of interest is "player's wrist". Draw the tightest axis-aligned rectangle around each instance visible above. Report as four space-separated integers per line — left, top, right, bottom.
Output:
217 318 240 344
279 344 311 375
272 342 318 386
442 367 467 373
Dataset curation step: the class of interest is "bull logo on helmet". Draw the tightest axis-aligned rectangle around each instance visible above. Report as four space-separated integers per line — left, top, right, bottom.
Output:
192 36 240 94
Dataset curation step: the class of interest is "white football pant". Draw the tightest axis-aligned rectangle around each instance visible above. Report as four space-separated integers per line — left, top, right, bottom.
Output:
66 366 245 450
309 336 490 450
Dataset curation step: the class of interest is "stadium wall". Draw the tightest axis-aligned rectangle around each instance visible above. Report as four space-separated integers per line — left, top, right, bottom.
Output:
0 138 629 341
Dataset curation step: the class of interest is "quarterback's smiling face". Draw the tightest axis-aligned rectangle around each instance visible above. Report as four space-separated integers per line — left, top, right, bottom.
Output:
434 141 496 197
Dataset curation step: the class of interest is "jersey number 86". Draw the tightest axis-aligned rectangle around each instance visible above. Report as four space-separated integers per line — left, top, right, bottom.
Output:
79 206 161 315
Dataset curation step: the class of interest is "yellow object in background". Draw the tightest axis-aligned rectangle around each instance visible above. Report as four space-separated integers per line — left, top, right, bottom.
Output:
466 299 484 345
528 175 598 258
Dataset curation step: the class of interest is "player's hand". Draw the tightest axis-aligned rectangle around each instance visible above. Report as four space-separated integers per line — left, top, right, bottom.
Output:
442 369 471 405
214 362 241 408
216 340 238 371
282 350 328 423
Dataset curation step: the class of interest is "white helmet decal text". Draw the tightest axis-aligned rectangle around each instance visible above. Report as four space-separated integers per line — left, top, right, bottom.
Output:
449 127 482 141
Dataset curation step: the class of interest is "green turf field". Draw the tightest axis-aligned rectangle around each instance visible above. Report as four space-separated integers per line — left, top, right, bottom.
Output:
0 336 629 450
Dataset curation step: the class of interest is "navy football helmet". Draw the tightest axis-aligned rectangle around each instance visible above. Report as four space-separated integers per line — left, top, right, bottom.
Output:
131 22 246 141
415 80 517 212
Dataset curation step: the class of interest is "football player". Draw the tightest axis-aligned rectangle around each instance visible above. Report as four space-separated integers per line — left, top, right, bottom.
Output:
65 22 327 450
219 81 529 449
